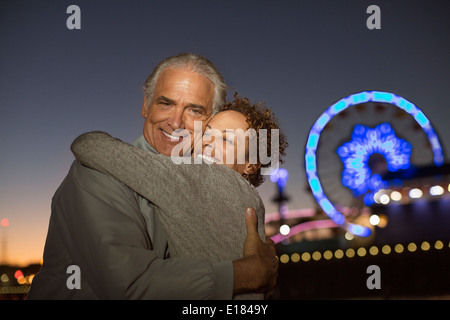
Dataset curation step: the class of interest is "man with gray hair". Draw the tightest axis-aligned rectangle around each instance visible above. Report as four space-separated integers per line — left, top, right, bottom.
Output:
28 53 278 299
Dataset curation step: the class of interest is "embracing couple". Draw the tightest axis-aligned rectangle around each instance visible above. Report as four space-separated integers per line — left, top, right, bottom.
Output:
28 53 288 300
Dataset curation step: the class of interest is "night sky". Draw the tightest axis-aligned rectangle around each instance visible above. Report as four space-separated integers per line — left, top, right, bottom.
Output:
1 0 449 265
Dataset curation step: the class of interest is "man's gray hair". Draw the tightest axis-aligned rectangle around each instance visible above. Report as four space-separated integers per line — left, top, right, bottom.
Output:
143 53 227 115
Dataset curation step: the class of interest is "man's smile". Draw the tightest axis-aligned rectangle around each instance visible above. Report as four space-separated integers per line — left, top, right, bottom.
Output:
160 128 189 142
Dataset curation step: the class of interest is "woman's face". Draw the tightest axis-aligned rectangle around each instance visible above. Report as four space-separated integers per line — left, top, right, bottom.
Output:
194 110 255 175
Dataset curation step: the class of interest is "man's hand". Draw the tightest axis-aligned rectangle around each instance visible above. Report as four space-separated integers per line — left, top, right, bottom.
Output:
233 207 278 298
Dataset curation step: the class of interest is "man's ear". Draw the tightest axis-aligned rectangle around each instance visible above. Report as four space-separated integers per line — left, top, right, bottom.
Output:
141 97 149 118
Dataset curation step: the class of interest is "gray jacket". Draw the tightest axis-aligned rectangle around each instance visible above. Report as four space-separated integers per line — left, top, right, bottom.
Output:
27 136 235 299
70 132 266 299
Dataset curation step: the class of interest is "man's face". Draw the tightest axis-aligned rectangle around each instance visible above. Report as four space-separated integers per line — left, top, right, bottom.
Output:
141 68 215 156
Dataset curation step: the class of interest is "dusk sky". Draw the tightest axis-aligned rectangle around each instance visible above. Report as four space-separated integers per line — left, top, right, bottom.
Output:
1 0 449 266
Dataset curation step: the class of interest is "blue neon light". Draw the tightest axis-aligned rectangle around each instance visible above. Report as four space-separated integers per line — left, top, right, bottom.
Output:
373 92 393 103
270 168 289 188
331 100 346 114
319 198 334 213
338 123 412 196
304 91 445 237
415 111 429 127
398 98 414 113
316 114 330 130
305 153 316 172
308 177 321 194
306 133 319 149
348 223 372 237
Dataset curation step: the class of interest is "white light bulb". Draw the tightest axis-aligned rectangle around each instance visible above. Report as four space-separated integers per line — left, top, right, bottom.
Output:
279 224 290 236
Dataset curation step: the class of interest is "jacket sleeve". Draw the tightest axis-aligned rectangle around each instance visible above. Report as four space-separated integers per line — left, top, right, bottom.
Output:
71 131 190 210
54 160 233 299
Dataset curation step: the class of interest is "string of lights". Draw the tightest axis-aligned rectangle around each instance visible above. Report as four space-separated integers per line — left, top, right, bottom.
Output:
278 239 449 264
373 183 450 205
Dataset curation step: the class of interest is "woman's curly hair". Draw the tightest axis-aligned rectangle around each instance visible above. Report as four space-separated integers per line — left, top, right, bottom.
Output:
221 94 288 187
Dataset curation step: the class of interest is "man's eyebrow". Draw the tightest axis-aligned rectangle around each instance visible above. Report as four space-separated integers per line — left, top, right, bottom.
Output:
156 96 176 104
187 103 207 111
157 97 207 112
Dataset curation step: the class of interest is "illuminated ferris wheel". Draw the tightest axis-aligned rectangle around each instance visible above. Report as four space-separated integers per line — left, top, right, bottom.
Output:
304 91 445 237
